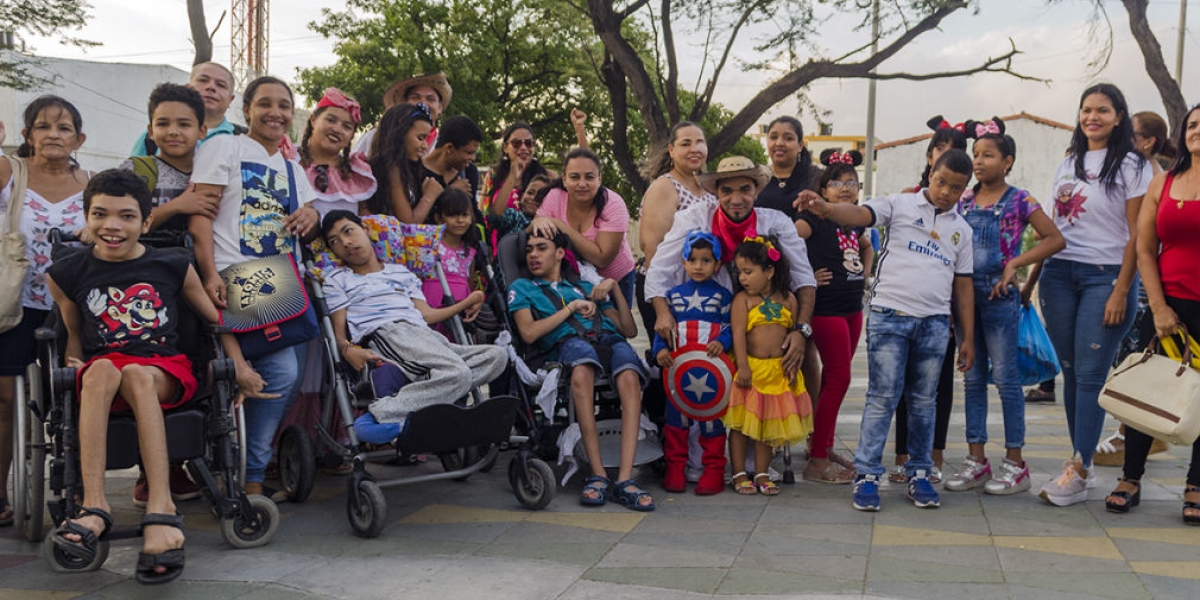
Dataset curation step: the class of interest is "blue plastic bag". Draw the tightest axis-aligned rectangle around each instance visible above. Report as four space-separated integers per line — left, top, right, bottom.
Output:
1016 303 1060 386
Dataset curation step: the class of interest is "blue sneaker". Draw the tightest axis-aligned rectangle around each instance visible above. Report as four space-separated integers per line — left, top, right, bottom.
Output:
908 470 941 508
353 413 404 445
852 474 881 512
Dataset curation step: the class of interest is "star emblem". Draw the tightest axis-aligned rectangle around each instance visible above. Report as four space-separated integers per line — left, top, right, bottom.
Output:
682 370 714 402
684 290 706 312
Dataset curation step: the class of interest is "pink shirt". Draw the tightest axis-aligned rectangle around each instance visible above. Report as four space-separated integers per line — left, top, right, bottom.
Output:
538 188 636 281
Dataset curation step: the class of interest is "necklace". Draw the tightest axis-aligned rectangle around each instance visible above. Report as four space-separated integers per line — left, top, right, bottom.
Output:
771 165 794 188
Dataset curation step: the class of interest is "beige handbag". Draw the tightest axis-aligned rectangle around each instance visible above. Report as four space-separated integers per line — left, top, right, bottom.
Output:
1099 328 1200 445
0 156 30 333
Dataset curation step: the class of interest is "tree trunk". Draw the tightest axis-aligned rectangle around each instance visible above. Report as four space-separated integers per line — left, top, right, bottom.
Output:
601 54 648 195
188 0 213 66
1122 0 1187 133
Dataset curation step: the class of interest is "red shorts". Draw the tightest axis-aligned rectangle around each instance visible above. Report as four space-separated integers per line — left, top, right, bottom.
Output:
75 352 197 413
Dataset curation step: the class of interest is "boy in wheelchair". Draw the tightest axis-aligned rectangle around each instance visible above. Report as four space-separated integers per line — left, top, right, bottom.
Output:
507 230 654 511
45 170 269 584
319 210 508 444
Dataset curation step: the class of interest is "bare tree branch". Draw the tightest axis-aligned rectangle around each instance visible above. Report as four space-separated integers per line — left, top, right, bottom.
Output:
693 0 768 121
661 0 680 124
1120 0 1187 133
187 0 212 65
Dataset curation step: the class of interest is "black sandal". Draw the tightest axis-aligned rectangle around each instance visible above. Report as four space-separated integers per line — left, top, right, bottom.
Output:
1105 478 1141 514
51 507 113 561
136 513 186 585
1183 486 1200 526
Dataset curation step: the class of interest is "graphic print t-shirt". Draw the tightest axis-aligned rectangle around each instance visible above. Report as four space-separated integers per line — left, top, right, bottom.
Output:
48 246 190 359
192 135 317 271
1048 150 1151 265
118 156 192 235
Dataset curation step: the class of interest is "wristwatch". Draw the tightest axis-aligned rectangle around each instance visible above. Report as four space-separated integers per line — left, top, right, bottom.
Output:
794 322 813 339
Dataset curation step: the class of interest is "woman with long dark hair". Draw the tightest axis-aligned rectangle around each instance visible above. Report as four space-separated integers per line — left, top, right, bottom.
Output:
756 116 822 220
365 102 440 223
1036 83 1152 507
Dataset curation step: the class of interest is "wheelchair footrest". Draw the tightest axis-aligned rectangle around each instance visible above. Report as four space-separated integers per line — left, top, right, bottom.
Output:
396 396 521 456
578 418 664 469
107 408 207 469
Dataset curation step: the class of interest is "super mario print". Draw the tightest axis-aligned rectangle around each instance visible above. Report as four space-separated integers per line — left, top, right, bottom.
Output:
239 162 295 257
85 283 170 350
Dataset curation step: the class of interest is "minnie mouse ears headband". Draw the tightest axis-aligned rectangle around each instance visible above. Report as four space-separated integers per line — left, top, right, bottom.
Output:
926 115 965 133
819 149 863 167
963 116 1006 139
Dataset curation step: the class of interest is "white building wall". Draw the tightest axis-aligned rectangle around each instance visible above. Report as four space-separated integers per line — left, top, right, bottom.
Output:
874 118 1074 202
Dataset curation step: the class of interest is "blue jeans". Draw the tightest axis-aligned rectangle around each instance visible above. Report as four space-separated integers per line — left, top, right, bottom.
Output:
616 270 636 317
855 306 952 477
1038 258 1137 465
556 333 647 385
242 342 308 483
963 275 1024 448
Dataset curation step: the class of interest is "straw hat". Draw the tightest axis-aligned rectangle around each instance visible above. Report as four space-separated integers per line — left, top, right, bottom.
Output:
696 156 770 195
382 72 453 110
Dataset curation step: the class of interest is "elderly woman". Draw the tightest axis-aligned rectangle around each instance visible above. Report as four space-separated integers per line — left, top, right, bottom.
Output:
1105 104 1200 526
529 148 638 306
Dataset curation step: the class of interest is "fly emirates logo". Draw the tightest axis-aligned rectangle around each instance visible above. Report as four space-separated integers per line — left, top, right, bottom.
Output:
906 239 952 267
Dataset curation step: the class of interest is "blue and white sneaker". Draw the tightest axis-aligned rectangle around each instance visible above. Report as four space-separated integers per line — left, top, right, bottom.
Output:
908 470 941 508
852 474 882 512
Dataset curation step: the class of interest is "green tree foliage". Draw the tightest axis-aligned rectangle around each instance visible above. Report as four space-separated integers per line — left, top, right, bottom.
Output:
0 0 98 90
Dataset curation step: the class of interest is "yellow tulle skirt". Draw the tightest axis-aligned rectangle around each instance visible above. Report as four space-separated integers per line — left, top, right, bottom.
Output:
724 355 813 448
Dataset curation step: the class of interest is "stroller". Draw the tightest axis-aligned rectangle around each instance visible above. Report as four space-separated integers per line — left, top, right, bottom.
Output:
491 230 663 478
272 215 556 538
12 230 278 572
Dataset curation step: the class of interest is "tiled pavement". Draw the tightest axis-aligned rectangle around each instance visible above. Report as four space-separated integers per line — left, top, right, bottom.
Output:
4 337 1200 599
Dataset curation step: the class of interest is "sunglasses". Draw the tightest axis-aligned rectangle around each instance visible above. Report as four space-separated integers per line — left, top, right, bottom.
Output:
313 164 329 193
508 138 535 149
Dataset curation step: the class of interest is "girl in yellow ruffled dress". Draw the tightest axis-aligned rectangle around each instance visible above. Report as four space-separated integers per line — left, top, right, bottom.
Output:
726 237 814 495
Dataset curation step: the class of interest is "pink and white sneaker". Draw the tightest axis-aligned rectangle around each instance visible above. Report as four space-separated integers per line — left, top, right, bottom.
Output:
984 459 1031 495
944 457 991 491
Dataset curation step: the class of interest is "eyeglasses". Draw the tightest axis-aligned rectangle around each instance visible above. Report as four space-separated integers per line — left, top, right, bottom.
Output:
509 138 535 149
826 181 860 190
313 164 329 193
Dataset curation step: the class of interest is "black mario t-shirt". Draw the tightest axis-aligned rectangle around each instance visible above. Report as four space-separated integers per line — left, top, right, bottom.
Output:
48 246 190 360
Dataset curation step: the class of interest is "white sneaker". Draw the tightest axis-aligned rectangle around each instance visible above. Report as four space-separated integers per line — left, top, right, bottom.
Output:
930 466 943 485
944 457 992 492
1039 460 1088 506
1084 463 1097 489
984 459 1031 495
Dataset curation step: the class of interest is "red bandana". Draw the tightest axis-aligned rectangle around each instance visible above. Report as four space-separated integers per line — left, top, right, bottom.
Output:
711 207 757 263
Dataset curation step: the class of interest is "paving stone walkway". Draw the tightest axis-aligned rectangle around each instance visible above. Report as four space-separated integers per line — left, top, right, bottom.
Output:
3 337 1199 599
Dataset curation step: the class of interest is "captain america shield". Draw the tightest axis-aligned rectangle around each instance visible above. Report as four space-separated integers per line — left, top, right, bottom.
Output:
664 344 733 421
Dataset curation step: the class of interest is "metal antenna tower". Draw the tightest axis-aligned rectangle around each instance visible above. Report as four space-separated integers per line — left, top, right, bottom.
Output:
231 0 270 89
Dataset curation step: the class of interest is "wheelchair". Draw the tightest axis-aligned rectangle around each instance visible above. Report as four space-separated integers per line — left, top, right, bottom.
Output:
10 231 280 572
269 215 556 538
492 230 663 472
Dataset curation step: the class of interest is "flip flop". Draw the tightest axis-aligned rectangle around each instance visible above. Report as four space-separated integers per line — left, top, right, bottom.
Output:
136 513 186 585
51 507 113 562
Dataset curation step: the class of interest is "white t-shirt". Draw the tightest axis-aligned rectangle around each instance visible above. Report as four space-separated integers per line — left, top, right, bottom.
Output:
865 192 974 318
1047 150 1151 265
322 263 426 342
192 135 316 272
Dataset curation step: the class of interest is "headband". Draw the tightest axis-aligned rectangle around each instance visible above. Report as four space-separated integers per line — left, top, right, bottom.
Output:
411 102 432 121
316 87 362 125
682 231 721 261
827 152 855 165
744 235 781 263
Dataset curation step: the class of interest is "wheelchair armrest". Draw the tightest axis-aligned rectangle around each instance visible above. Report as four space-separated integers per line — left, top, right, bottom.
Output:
205 323 232 335
208 358 237 382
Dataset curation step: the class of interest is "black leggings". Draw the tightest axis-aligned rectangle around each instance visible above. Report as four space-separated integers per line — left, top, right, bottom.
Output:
1122 294 1200 487
895 335 955 455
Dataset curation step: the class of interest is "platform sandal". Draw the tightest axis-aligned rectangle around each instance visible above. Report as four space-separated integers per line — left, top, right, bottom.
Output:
611 479 655 512
51 507 113 562
579 475 610 507
732 471 756 495
1104 478 1140 514
136 513 186 585
1184 486 1200 526
754 473 780 496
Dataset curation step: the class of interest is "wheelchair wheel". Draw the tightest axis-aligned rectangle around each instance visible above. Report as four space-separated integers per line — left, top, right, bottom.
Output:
347 479 387 538
278 424 315 503
508 457 555 511
220 494 279 549
43 532 109 572
14 366 47 542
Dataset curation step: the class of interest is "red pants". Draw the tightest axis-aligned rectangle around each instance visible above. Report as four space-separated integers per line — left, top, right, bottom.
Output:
809 311 863 458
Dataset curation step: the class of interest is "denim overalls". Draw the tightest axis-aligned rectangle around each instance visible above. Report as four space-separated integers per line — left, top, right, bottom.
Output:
960 187 1025 448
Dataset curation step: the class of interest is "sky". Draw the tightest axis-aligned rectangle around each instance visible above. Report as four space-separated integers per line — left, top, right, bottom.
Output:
14 0 1200 143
